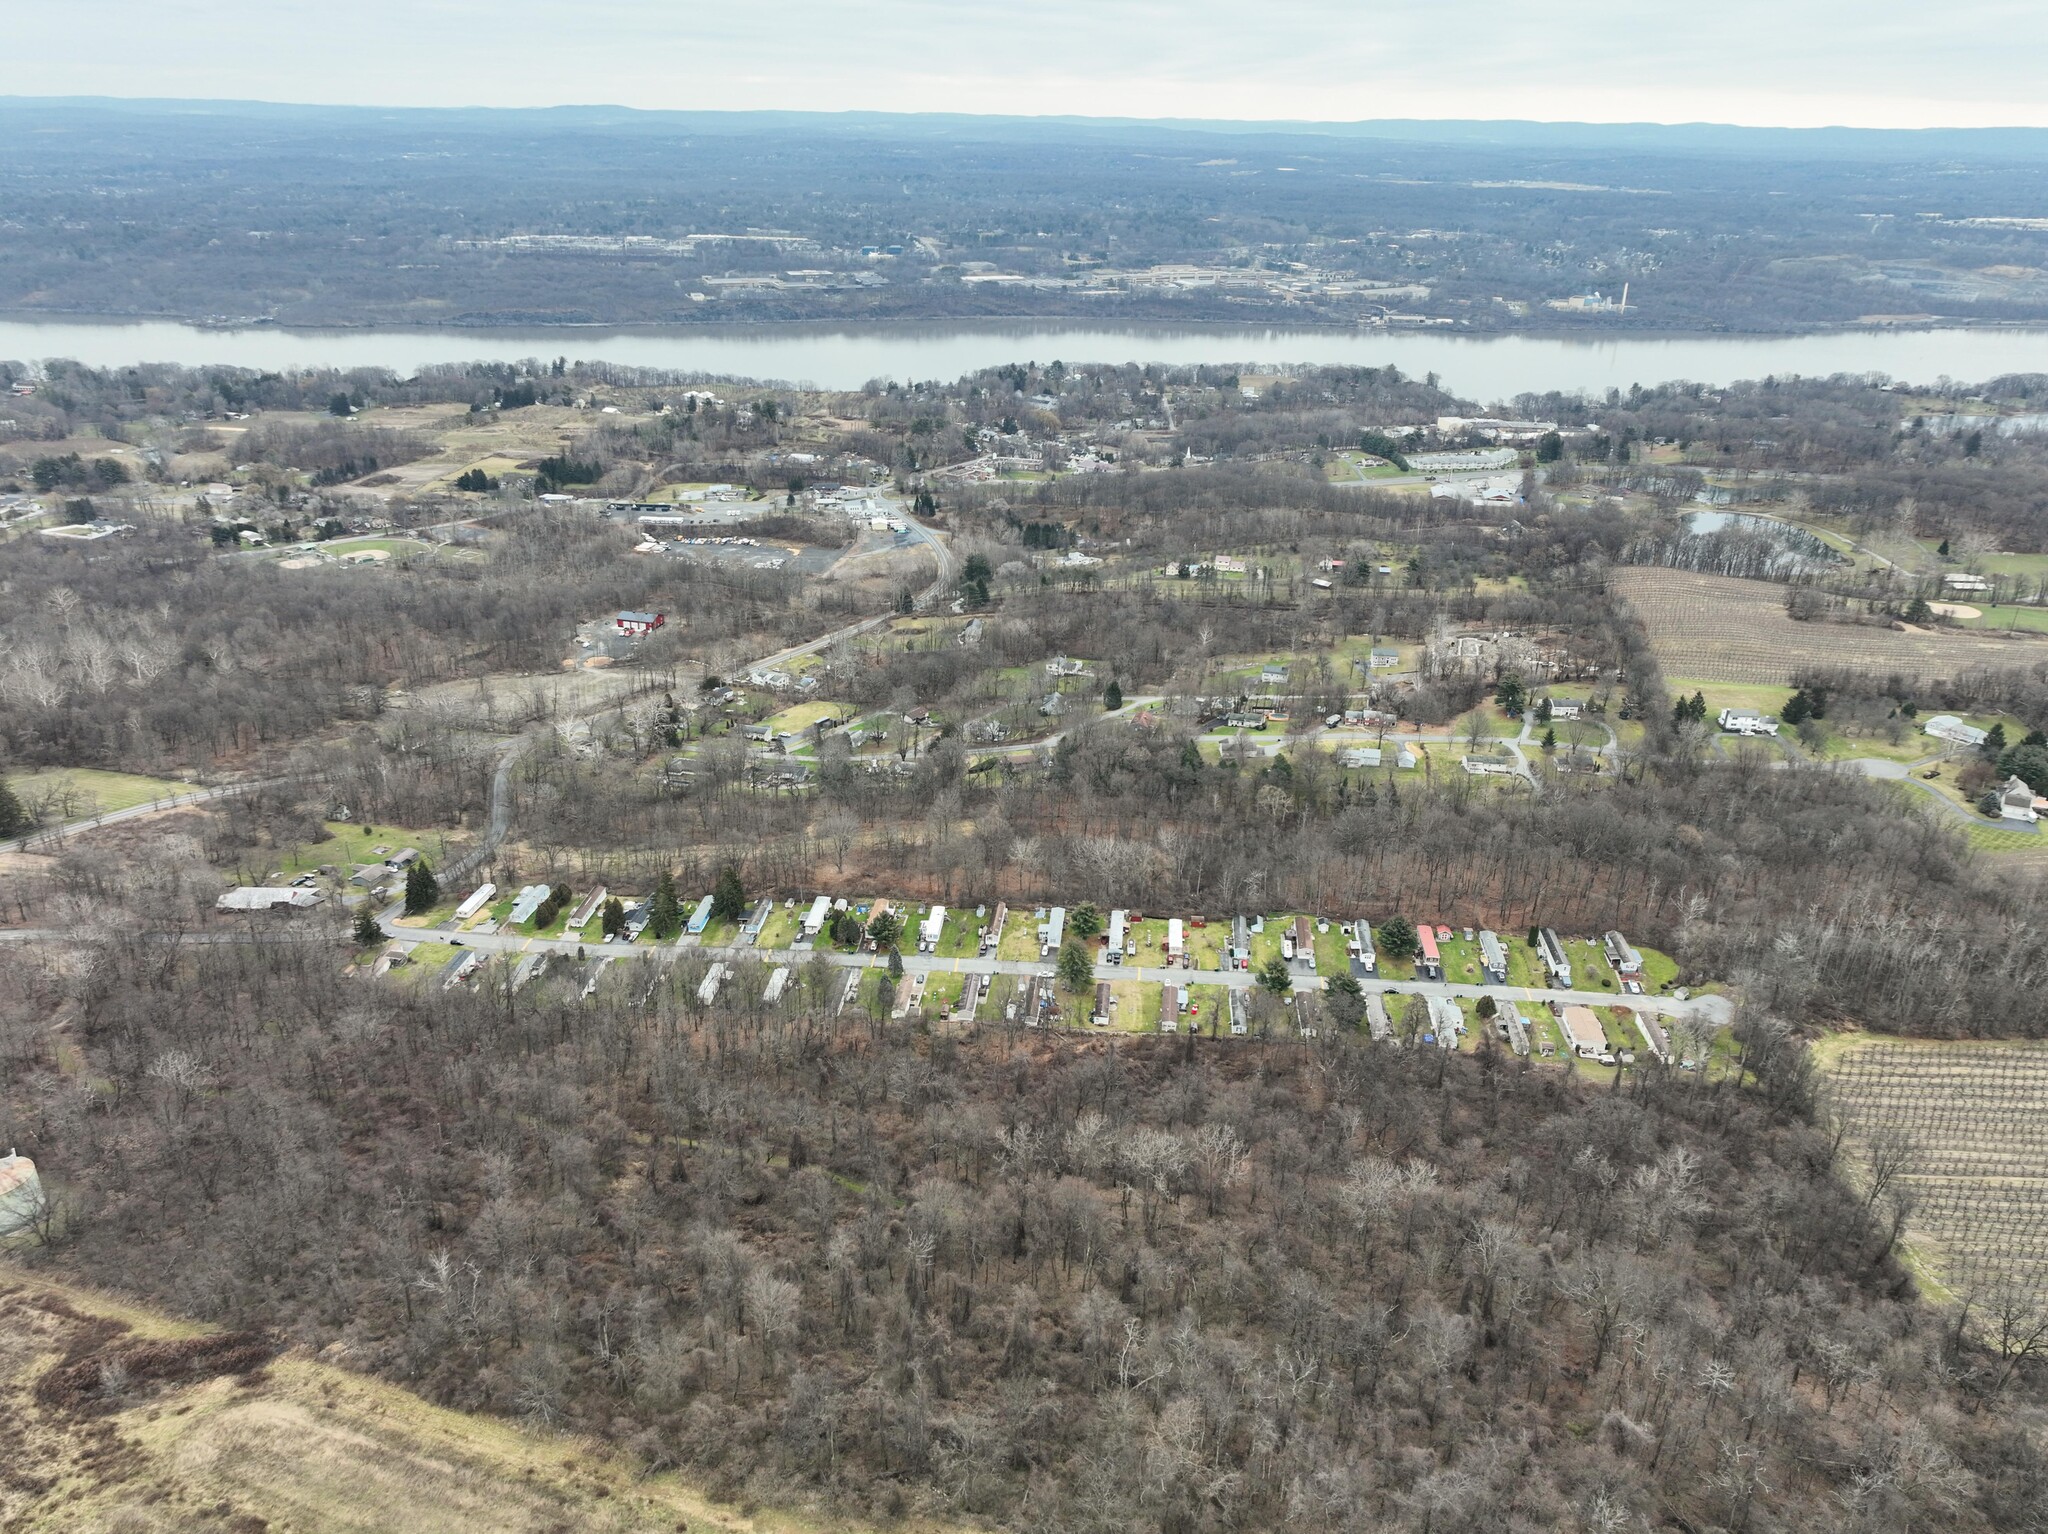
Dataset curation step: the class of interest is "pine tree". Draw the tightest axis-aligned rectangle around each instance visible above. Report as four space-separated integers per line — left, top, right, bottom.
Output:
710 865 746 923
403 860 439 916
0 778 27 839
1376 915 1418 960
600 896 626 939
1542 726 1557 753
1258 956 1293 996
1104 679 1124 711
1057 941 1094 993
887 946 904 980
648 869 682 941
352 904 384 946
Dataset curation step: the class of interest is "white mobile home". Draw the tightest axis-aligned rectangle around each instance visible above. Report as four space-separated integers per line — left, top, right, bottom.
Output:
763 966 790 1003
1228 915 1252 970
1496 1000 1531 1057
1602 930 1644 977
982 902 1008 954
803 894 833 939
1041 906 1066 956
1105 909 1127 964
454 883 496 921
697 963 726 1005
1478 929 1508 984
1348 920 1377 975
1166 919 1185 966
1160 985 1181 1034
1427 996 1463 1049
1537 928 1572 987
919 905 947 953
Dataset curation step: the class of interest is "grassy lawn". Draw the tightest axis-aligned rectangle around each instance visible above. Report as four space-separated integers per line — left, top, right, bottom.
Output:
1249 917 1290 972
763 701 845 735
1639 945 1680 992
390 901 460 930
1185 984 1230 1035
756 906 802 950
1184 918 1226 970
1437 935 1488 986
1567 939 1621 992
921 971 965 1013
936 908 985 958
1312 922 1349 976
998 918 1043 963
7 766 198 820
1110 979 1165 1034
1963 820 2048 856
278 822 457 876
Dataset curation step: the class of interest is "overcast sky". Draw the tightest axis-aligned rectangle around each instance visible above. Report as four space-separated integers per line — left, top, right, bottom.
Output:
15 0 2048 129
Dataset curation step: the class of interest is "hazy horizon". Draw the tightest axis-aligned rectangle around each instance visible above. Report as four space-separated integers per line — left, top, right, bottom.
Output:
16 0 2048 131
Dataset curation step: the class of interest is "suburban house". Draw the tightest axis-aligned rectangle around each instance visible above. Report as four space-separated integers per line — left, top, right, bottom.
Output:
1416 923 1443 979
1461 749 1517 776
1559 1004 1608 1059
1603 930 1645 976
1718 708 1780 737
1538 928 1573 987
1478 929 1508 983
1223 710 1269 729
1339 747 1382 769
1999 775 2045 822
1924 714 1990 749
1046 656 1087 677
1547 699 1584 720
1427 996 1463 1048
1368 648 1402 669
1259 664 1290 688
615 610 666 636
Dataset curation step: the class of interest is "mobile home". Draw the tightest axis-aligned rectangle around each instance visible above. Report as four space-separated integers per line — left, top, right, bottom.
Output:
1427 996 1463 1048
1559 1004 1607 1059
1161 985 1181 1034
982 902 1008 955
565 886 608 933
1229 988 1249 1036
697 963 726 1005
1348 920 1377 975
454 883 496 922
1496 1000 1531 1056
1478 929 1508 984
1538 928 1572 987
1229 915 1252 970
741 897 774 944
1603 930 1644 977
919 905 947 953
1365 995 1393 1042
864 899 893 949
1634 1009 1673 1063
1041 906 1066 956
763 966 790 1004
1416 923 1443 979
1092 979 1113 1027
1166 919 1185 967
686 894 715 935
956 973 985 1022
802 894 832 939
1105 908 1127 964
1293 915 1315 970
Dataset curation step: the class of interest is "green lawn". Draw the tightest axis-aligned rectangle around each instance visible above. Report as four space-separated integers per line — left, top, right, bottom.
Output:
1639 945 1681 992
7 767 199 820
756 907 801 950
1567 939 1621 992
935 908 985 958
1943 602 2048 633
1185 984 1230 1035
279 821 459 877
1437 935 1487 986
1312 922 1349 976
1963 820 2048 856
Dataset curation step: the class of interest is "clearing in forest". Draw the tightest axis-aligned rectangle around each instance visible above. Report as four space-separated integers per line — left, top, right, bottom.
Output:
0 1265 925 1534
1611 568 2044 685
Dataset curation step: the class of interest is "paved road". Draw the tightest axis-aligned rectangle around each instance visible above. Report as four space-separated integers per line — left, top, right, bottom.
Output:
4 780 279 855
371 914 1732 1028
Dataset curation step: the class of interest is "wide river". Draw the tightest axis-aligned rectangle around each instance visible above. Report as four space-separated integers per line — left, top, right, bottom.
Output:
2 317 2046 399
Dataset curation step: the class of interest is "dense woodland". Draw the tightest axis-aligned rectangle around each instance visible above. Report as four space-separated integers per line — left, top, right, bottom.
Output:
3 939 2046 1534
8 358 2048 1529
7 101 2048 330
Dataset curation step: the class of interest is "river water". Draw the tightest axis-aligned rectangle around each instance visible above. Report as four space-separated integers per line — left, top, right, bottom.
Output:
2 317 2046 399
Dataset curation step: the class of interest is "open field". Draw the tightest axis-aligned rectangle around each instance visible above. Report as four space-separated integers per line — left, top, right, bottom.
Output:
1613 568 2047 685
0 1265 921 1534
1819 1038 2048 1308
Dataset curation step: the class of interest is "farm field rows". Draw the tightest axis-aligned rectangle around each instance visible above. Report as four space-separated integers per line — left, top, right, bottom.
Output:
1612 568 2046 684
1820 1038 2048 1307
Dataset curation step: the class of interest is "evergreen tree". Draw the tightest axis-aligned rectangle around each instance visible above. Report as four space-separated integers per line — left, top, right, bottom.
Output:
1068 903 1103 940
600 896 626 939
1057 941 1094 993
710 865 746 923
647 869 682 941
1258 956 1293 996
1104 679 1124 712
1542 726 1557 753
1535 697 1552 724
352 904 384 946
403 860 439 916
1376 915 1419 960
887 946 905 980
0 778 27 839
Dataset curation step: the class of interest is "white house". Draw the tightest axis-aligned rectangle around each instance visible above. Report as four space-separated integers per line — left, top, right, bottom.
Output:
1719 708 1780 737
1924 714 1990 749
1942 573 1993 593
1999 775 2043 823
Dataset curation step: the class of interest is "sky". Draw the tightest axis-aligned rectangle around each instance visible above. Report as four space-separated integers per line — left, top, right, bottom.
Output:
15 0 2048 129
